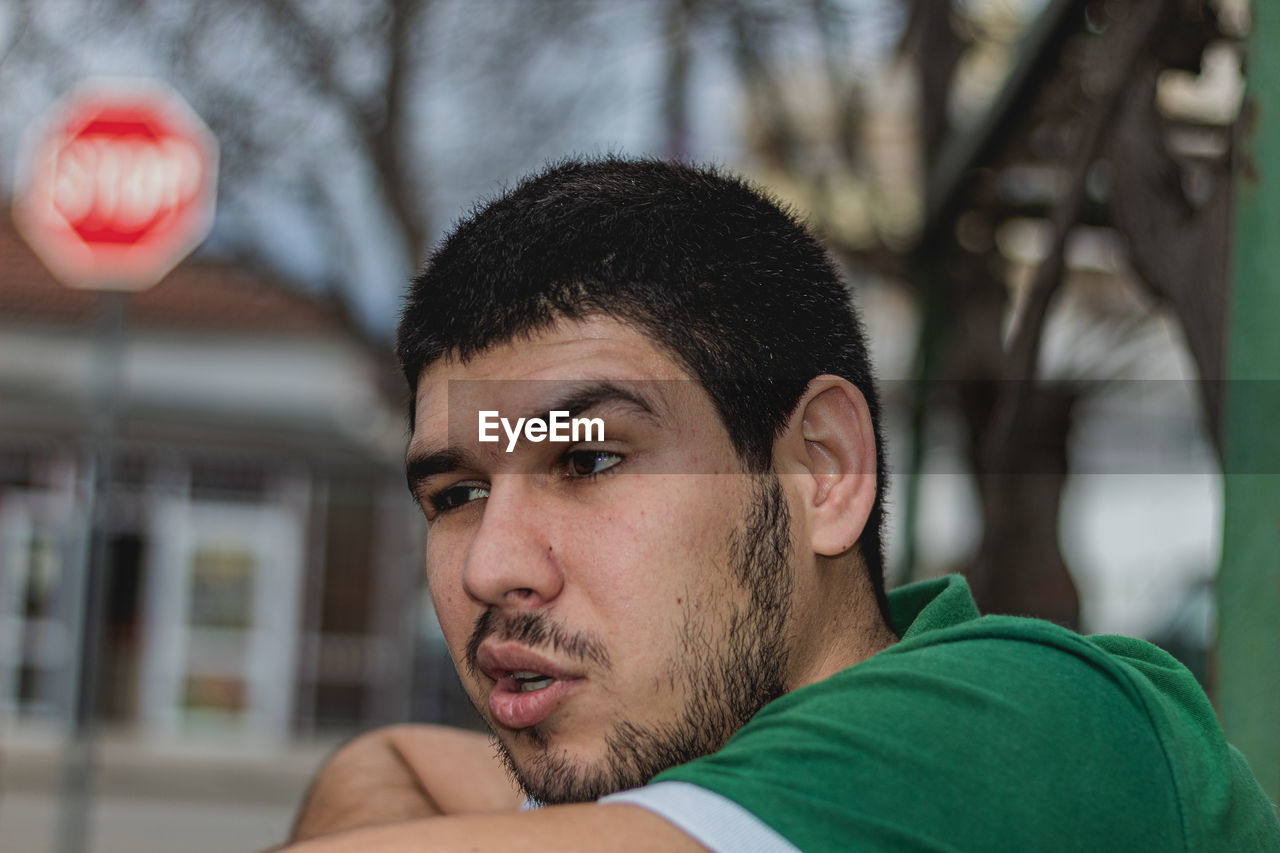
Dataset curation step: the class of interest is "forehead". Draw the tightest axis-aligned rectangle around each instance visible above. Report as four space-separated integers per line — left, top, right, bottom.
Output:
411 316 697 437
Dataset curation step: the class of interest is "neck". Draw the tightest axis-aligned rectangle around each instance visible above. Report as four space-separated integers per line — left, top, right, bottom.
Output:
786 555 897 691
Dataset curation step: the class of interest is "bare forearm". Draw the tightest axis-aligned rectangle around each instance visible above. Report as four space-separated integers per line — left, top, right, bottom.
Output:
381 725 523 815
288 725 522 844
276 804 702 853
290 728 442 841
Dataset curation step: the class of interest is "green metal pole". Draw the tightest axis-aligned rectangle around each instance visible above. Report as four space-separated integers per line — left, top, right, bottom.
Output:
1217 0 1280 803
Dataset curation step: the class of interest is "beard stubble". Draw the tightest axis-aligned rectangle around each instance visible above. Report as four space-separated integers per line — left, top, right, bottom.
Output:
468 472 794 805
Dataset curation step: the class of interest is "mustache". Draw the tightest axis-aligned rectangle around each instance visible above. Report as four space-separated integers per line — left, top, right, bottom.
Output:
465 609 612 679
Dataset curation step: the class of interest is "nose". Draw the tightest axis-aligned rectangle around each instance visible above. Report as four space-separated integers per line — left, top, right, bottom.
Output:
462 475 564 609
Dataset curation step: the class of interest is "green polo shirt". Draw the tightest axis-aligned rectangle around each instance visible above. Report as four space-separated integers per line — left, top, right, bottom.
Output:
651 575 1280 851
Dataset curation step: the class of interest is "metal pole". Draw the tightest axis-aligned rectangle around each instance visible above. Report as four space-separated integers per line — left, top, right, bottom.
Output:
1217 0 1280 803
57 290 129 853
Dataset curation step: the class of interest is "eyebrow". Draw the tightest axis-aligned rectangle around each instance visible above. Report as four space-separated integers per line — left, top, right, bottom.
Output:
405 446 475 497
404 380 662 496
527 380 659 426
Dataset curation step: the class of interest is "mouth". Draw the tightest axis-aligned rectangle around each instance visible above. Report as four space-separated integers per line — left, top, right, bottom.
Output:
510 671 557 692
476 643 585 731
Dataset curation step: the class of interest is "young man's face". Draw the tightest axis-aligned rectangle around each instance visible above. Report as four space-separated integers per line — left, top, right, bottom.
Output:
407 316 797 804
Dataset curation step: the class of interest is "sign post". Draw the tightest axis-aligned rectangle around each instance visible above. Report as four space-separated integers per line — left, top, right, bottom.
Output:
12 79 218 853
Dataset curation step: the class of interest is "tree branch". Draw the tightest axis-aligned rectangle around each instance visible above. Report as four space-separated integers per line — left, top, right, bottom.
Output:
983 0 1171 465
253 0 373 121
365 0 430 266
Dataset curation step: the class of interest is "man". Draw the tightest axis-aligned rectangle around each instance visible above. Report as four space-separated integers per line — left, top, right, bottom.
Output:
279 158 1280 851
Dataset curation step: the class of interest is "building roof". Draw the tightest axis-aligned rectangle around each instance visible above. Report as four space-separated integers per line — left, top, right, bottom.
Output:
0 207 363 339
0 207 409 469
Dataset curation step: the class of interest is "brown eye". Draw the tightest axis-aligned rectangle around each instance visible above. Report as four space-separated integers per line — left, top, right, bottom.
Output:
565 450 622 477
431 484 489 513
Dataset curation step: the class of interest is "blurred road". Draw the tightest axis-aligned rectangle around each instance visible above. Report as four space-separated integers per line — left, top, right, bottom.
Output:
0 726 337 853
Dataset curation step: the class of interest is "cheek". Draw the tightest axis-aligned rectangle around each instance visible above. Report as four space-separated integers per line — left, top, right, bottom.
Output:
424 541 474 647
578 476 735 605
656 474 743 550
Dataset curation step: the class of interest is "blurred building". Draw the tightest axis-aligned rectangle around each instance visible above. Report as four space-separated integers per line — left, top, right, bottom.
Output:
0 210 428 745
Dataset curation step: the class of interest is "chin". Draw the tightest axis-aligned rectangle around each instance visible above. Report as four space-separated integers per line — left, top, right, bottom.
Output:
494 725 656 805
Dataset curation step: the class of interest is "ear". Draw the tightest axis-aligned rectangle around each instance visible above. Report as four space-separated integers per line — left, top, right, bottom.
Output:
773 375 877 558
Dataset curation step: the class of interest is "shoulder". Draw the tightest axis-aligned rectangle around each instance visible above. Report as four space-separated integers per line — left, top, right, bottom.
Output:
656 617 1189 851
753 614 1170 744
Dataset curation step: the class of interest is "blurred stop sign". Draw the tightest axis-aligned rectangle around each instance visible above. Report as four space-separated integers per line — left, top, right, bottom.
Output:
14 79 218 290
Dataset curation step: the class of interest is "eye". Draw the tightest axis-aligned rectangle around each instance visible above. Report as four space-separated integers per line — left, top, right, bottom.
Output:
430 483 489 514
563 450 623 478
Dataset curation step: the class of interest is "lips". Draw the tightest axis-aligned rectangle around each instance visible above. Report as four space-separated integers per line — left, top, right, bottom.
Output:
476 642 584 730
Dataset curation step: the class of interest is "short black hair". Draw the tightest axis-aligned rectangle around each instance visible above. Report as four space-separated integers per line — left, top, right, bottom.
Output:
396 157 889 620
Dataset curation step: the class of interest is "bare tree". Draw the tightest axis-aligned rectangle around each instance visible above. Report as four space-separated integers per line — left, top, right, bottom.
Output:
700 0 1239 626
0 0 623 333
898 0 1238 626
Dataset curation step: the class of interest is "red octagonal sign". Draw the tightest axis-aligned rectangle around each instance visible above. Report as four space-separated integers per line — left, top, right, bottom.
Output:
14 79 219 290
